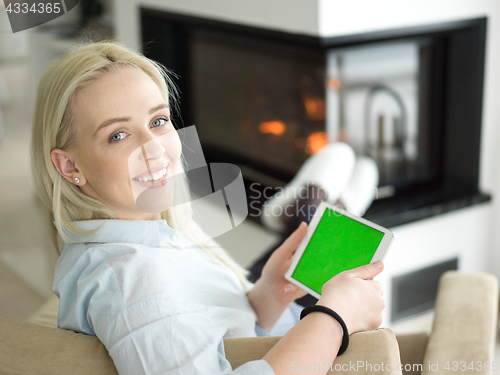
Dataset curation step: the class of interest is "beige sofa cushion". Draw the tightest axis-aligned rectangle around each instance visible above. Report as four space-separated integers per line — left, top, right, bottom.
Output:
26 294 59 328
396 332 429 375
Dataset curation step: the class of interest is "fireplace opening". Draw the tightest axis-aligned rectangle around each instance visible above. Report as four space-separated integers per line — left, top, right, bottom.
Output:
141 12 489 226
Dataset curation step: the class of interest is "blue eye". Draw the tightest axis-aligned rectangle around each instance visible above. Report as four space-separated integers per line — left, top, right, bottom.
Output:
109 131 127 143
152 118 168 128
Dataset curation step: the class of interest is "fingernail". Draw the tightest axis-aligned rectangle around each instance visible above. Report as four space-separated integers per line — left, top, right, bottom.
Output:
284 286 292 293
374 261 383 268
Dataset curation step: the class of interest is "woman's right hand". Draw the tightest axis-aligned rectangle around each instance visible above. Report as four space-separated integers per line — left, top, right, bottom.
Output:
263 261 385 375
317 261 385 334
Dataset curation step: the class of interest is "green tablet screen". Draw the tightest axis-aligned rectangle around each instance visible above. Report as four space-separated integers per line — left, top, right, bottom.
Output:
291 208 385 295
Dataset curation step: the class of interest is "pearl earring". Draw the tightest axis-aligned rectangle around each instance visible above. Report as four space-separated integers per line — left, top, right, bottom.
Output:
74 177 80 184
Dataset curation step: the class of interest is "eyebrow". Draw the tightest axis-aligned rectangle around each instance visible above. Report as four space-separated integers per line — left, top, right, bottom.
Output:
94 103 170 136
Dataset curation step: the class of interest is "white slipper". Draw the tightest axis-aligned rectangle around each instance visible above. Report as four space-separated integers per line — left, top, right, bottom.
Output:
261 142 356 232
336 156 379 217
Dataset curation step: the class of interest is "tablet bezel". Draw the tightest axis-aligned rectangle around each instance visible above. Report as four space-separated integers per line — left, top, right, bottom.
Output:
284 201 395 299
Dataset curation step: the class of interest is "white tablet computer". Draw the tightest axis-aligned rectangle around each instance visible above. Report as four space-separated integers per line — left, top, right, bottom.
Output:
285 202 395 299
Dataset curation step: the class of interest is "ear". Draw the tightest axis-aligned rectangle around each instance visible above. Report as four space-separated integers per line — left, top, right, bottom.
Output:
50 149 86 186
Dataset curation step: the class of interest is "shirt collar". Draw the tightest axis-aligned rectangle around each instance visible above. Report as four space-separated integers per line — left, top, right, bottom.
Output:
63 219 177 247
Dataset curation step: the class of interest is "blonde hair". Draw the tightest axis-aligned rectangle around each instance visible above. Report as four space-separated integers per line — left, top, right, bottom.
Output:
31 41 248 286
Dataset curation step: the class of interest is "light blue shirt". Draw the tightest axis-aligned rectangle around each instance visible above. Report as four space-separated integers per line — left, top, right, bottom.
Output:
53 219 296 375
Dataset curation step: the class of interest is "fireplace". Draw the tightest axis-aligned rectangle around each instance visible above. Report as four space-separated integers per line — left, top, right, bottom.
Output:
141 12 489 227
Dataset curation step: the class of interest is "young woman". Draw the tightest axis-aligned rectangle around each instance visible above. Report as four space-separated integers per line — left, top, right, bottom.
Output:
30 41 385 375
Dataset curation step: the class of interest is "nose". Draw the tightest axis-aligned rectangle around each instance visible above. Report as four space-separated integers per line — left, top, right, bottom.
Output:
139 133 166 162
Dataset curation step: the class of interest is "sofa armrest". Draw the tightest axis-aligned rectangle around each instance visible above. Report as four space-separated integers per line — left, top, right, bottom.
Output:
224 328 403 374
421 271 498 375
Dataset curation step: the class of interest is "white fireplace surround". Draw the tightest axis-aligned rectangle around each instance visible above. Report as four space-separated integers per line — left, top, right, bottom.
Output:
110 0 500 328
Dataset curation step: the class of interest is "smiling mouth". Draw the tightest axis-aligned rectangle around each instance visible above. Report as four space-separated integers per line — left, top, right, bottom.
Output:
132 166 168 183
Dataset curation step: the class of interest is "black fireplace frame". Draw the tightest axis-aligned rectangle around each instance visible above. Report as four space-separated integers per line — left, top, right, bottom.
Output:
141 11 490 227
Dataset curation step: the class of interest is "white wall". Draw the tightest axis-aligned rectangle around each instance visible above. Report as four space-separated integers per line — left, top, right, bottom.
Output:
0 12 29 61
318 0 493 36
114 0 320 51
379 202 492 326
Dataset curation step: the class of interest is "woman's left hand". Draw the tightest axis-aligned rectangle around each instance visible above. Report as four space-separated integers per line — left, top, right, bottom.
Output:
247 222 308 331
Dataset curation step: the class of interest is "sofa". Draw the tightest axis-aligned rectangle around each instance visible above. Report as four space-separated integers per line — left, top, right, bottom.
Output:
0 271 497 375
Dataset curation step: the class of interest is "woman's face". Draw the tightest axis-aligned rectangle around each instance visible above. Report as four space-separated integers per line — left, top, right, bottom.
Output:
61 66 182 220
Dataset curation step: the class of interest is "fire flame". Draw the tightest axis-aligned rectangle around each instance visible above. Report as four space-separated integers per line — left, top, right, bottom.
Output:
258 120 287 136
305 132 328 155
303 97 326 121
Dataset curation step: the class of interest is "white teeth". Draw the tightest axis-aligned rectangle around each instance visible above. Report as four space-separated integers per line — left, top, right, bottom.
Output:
134 167 168 182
